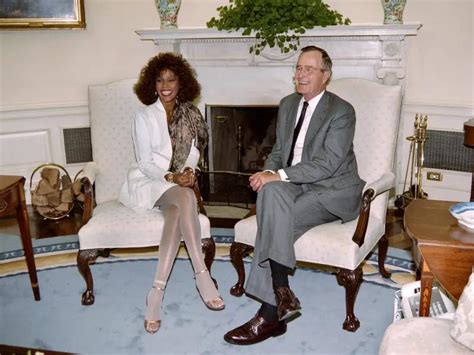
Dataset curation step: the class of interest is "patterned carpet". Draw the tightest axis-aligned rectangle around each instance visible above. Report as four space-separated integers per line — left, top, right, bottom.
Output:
0 218 416 354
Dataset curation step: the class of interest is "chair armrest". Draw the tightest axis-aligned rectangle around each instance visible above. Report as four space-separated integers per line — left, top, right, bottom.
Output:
363 172 395 200
244 205 257 218
193 169 207 216
352 172 395 247
77 162 98 225
79 162 98 185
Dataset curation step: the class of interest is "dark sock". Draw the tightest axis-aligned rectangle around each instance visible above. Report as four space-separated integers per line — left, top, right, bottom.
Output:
258 302 278 322
270 259 290 289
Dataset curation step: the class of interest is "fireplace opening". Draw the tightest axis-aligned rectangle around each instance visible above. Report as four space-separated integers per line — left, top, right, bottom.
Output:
199 105 278 217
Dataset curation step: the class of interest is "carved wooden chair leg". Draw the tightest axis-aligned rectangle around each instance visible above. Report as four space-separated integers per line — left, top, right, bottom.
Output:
229 242 254 297
77 248 110 306
377 234 391 278
202 237 217 288
336 266 363 332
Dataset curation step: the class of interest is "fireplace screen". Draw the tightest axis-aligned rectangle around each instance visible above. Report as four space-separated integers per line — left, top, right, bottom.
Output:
201 105 278 206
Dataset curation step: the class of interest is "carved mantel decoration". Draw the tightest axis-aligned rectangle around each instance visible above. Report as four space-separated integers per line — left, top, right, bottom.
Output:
136 24 422 87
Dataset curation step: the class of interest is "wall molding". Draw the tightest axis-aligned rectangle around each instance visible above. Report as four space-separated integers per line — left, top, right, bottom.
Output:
0 102 90 204
0 101 88 121
403 103 473 121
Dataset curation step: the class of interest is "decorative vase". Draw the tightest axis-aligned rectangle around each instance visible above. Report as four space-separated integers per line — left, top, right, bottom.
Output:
155 0 182 29
381 0 407 24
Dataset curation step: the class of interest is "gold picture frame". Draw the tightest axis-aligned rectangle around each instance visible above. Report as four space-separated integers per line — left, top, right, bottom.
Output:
0 0 86 29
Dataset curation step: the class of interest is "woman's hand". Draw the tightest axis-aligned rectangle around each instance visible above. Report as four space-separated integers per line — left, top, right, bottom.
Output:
173 169 196 187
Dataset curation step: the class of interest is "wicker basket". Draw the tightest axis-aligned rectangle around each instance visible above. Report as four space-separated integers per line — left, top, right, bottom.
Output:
30 163 75 220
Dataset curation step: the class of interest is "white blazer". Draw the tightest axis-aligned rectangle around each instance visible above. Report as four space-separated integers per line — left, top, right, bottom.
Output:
119 100 200 210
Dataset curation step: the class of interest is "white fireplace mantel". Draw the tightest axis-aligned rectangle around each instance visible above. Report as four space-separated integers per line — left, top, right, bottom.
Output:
136 23 422 86
136 24 421 42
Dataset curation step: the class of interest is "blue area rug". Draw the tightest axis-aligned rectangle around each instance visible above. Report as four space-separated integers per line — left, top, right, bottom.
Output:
0 256 398 354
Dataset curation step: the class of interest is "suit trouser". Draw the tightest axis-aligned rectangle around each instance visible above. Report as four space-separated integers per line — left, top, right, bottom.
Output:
245 181 338 306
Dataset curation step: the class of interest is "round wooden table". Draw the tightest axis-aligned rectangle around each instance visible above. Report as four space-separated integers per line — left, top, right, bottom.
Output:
404 199 474 316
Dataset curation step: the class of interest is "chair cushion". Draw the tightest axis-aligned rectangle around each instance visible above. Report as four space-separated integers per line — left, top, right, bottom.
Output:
78 201 211 250
379 318 472 355
234 213 384 270
451 270 474 351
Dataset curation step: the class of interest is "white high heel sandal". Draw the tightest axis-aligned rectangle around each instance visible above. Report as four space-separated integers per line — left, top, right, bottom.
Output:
144 280 166 334
195 269 225 311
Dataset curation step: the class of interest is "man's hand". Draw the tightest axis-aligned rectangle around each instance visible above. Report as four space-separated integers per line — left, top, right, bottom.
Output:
173 169 196 187
249 171 280 192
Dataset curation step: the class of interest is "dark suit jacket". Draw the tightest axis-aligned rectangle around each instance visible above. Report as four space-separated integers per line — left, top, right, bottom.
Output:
263 91 365 222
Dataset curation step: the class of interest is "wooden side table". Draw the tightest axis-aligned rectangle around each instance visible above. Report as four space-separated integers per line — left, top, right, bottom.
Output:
0 175 41 301
404 199 474 316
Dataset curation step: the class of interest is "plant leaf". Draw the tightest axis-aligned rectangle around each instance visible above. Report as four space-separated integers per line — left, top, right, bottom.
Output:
206 0 350 56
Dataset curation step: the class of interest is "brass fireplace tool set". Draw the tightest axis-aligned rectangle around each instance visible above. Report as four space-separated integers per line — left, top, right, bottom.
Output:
395 114 429 209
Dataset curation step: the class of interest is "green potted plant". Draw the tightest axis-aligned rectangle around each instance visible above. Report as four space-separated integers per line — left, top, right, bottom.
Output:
207 0 351 55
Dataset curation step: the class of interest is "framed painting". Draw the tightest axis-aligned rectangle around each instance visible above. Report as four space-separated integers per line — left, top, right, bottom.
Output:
0 0 86 29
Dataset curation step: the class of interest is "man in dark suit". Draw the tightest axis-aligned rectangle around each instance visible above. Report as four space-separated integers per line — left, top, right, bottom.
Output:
224 46 365 345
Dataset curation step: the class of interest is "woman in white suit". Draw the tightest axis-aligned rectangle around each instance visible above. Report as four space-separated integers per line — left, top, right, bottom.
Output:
119 53 224 334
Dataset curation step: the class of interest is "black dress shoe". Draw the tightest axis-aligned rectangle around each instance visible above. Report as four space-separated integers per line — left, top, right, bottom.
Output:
223 314 287 345
275 287 301 321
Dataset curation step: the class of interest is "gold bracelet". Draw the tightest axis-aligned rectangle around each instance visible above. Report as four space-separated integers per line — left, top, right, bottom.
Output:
165 173 174 182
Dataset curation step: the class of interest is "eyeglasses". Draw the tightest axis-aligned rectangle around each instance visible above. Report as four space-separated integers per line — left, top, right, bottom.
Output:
293 65 325 75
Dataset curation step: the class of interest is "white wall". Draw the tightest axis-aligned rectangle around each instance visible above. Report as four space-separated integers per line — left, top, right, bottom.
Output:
326 1 473 107
1 0 473 201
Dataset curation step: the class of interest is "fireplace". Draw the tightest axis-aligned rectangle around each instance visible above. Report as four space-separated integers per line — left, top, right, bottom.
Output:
199 105 278 207
206 105 278 173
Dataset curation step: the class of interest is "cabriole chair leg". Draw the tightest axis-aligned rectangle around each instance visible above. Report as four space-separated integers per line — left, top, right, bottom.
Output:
229 242 254 297
377 234 391 278
336 266 363 332
77 248 110 305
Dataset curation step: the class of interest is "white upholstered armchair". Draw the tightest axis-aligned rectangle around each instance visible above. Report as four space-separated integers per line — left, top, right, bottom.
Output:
77 79 214 305
229 78 403 332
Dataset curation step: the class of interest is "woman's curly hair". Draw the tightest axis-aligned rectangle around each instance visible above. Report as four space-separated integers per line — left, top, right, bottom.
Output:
134 53 201 105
